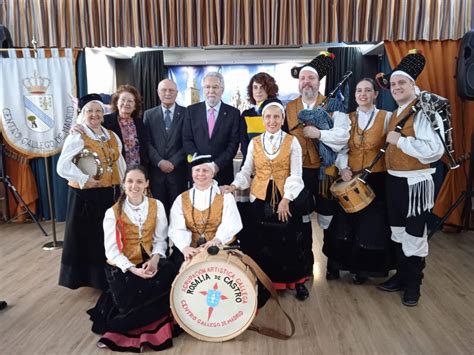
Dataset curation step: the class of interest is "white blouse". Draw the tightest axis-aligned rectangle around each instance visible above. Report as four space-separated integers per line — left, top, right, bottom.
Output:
103 196 168 273
56 124 126 189
168 181 243 252
335 108 392 170
232 130 304 202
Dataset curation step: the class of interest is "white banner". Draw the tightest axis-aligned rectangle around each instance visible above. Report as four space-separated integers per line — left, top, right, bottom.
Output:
0 48 76 157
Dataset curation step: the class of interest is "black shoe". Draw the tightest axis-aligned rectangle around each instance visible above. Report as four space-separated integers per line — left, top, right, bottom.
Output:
352 274 368 285
402 289 420 307
377 273 403 292
0 301 7 310
295 284 309 301
326 269 340 280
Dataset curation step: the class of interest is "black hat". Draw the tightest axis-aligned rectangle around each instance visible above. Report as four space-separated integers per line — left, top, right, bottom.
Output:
376 49 425 90
187 153 213 167
291 51 336 79
78 93 103 111
260 98 285 117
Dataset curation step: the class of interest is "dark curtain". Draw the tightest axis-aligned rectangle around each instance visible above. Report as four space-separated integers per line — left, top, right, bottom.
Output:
131 51 168 111
325 47 391 113
376 52 397 112
76 50 88 97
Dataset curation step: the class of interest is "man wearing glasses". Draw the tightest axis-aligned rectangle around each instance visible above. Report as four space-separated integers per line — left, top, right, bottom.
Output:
183 72 240 185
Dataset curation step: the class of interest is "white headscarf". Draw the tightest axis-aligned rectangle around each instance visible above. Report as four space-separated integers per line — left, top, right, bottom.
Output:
76 100 106 124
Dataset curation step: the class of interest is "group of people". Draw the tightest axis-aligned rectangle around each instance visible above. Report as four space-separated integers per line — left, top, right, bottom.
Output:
55 48 446 352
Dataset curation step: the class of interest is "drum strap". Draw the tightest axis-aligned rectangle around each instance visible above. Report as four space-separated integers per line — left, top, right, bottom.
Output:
230 252 296 340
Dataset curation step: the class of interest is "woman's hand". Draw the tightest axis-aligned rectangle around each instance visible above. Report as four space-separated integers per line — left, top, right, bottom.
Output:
84 177 100 188
182 246 199 261
386 131 401 145
201 239 222 251
340 168 353 182
277 198 292 222
220 184 237 194
142 254 160 276
129 266 155 279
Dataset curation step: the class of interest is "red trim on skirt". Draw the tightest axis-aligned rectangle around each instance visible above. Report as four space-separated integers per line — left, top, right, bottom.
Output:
97 314 175 353
273 276 310 290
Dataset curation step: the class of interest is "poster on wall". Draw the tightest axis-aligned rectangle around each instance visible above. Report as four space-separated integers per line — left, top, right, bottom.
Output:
169 63 326 111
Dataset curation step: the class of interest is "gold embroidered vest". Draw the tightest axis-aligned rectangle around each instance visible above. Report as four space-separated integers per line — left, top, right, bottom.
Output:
250 134 292 200
348 110 388 173
112 198 158 265
69 130 121 189
181 190 224 247
385 100 430 171
286 96 326 169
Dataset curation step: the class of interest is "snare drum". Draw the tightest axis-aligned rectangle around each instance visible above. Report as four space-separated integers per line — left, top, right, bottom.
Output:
330 173 375 213
170 249 257 342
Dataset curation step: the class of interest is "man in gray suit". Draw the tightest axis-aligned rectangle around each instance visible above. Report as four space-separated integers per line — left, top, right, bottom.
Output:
143 79 187 215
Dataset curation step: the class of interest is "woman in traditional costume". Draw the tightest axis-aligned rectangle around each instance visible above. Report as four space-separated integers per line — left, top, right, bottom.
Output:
88 165 179 352
57 95 125 290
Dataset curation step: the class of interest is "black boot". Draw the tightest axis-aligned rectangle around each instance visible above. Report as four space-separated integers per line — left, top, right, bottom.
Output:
377 272 403 291
352 274 368 285
402 256 425 307
377 243 404 292
0 301 7 310
326 259 340 280
295 283 310 301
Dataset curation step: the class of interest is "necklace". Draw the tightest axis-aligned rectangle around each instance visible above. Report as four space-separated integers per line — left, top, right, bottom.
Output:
263 131 283 155
354 109 376 146
191 187 213 246
86 124 115 173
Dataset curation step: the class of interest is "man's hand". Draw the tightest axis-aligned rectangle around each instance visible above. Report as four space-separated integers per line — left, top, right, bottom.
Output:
386 131 401 145
159 160 175 173
303 126 321 139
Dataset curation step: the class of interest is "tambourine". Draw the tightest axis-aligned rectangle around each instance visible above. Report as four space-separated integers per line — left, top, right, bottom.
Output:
72 149 103 179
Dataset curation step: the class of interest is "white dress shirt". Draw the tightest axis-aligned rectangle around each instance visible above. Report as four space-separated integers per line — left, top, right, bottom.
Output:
168 180 242 252
232 130 304 202
103 197 169 273
56 123 126 189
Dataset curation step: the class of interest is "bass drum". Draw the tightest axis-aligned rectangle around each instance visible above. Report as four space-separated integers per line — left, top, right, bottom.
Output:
330 173 375 213
170 249 257 342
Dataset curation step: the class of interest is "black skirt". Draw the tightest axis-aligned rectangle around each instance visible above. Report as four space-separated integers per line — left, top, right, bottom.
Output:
88 258 179 334
59 186 119 290
322 172 395 277
241 186 314 285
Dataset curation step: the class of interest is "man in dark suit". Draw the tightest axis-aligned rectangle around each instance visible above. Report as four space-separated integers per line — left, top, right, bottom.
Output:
182 72 240 185
143 79 187 214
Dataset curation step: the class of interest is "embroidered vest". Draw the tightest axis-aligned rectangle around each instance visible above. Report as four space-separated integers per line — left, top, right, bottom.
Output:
112 198 158 265
69 130 121 188
286 96 326 169
181 190 224 247
348 110 388 173
385 100 430 171
250 134 292 200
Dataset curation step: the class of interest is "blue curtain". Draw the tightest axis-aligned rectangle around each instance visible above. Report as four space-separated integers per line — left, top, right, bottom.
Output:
30 155 69 221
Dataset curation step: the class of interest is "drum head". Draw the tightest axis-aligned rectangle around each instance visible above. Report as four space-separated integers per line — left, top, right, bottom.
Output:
73 150 103 179
171 254 257 342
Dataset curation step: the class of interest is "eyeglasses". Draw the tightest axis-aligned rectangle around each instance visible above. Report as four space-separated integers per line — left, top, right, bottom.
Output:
203 85 222 90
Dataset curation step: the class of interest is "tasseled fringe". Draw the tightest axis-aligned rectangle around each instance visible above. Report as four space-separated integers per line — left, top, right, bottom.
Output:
319 176 336 199
407 178 434 217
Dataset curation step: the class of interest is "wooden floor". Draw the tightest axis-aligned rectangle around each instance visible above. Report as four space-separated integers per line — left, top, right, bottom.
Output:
1 218 473 355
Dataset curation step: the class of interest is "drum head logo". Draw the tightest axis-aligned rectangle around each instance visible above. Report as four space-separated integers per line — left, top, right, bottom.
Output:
171 256 257 341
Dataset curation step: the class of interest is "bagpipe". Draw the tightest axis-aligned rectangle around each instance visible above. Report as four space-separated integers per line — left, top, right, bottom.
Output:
332 91 460 213
296 71 352 196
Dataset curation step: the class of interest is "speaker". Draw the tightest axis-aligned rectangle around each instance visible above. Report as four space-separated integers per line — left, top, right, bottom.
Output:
0 25 13 48
457 30 474 100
